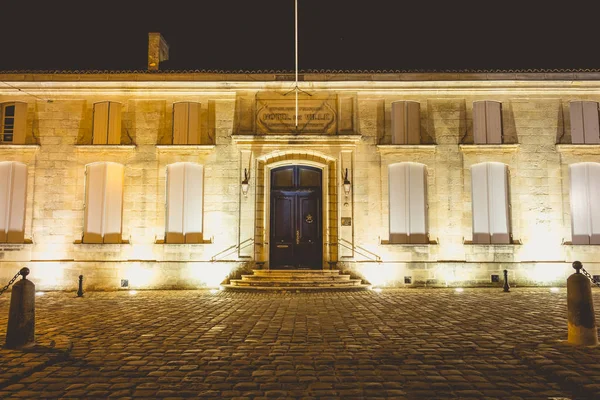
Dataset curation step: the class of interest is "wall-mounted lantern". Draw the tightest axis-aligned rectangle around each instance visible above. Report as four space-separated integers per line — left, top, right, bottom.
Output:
343 168 351 196
241 168 250 197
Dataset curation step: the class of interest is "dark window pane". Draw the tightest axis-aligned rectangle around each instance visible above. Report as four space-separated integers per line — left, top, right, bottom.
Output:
272 168 294 187
3 134 13 142
4 117 14 126
299 168 321 187
4 105 15 117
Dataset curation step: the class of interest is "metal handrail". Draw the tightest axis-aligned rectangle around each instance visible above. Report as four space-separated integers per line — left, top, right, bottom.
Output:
337 238 382 262
210 238 254 262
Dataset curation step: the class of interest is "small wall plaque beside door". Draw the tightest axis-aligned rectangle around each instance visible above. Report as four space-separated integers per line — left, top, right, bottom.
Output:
341 217 352 226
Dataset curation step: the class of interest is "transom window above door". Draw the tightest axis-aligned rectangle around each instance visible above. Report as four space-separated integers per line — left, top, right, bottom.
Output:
271 165 321 189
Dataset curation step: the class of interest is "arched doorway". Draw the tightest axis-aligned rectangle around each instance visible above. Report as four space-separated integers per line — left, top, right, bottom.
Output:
269 165 323 269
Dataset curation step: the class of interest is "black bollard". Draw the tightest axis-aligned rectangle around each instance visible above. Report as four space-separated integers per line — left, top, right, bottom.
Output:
567 261 598 346
77 275 84 297
5 268 35 349
503 269 510 292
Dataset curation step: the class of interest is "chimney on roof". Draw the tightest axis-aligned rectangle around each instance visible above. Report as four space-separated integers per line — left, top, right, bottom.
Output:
148 33 169 71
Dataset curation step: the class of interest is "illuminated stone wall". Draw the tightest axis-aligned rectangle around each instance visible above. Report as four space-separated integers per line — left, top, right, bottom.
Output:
0 73 599 289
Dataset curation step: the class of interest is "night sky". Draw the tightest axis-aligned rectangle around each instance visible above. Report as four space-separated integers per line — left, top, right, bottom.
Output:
1 0 599 72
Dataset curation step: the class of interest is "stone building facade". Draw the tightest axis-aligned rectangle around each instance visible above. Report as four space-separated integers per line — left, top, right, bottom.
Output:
1 70 600 290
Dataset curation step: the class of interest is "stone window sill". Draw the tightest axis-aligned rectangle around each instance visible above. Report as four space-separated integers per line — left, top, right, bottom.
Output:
156 145 215 152
380 238 438 246
75 145 136 152
0 144 40 151
73 239 130 245
463 238 522 245
556 144 600 154
377 144 436 154
459 144 519 153
154 239 213 245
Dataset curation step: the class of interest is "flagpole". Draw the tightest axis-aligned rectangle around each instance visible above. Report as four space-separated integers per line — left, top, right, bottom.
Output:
295 0 299 129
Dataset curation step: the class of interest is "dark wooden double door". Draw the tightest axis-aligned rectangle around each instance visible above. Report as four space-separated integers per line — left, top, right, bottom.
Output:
270 166 322 269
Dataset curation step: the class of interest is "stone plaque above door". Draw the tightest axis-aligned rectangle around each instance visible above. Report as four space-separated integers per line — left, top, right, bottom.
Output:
256 92 337 134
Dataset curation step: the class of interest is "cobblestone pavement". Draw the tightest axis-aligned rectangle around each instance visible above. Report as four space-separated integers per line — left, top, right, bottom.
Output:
0 288 599 399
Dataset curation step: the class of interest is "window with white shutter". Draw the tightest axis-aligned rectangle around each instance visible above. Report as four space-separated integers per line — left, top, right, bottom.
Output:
83 162 124 243
391 101 420 145
172 102 201 145
471 162 510 244
0 161 27 243
165 162 204 243
1 102 27 144
569 101 600 144
388 162 428 244
569 162 600 244
92 102 122 145
473 101 502 144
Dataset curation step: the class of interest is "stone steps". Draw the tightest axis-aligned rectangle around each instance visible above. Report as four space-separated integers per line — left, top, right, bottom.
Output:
223 269 370 291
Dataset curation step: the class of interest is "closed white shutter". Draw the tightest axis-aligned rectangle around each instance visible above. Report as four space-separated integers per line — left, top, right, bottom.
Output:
389 163 409 243
184 163 203 243
569 162 600 244
588 163 600 244
488 163 510 243
391 101 420 145
172 103 189 145
0 162 27 243
166 162 204 243
103 163 124 243
92 102 109 145
12 102 27 145
166 163 185 243
471 163 491 243
83 162 123 243
471 162 510 244
389 163 427 244
569 163 590 244
106 102 122 145
84 163 106 243
583 101 600 144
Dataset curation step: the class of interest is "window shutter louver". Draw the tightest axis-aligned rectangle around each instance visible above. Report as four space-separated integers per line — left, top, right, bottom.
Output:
12 103 27 145
106 102 122 145
473 101 502 144
485 101 502 144
187 103 201 145
0 162 27 243
570 101 600 144
389 163 427 244
583 101 600 144
391 101 420 145
173 103 189 145
473 101 488 144
92 102 109 145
